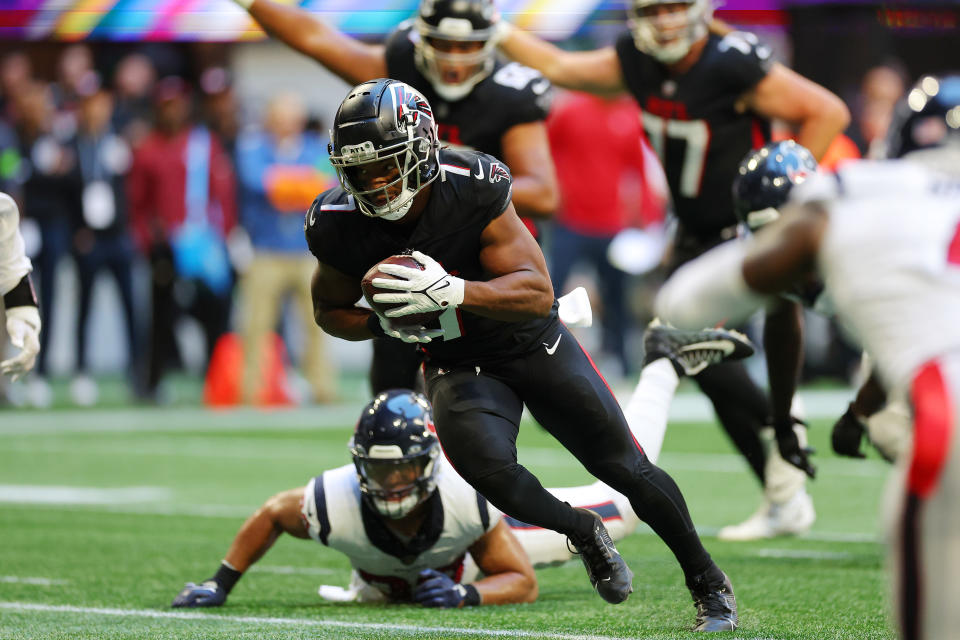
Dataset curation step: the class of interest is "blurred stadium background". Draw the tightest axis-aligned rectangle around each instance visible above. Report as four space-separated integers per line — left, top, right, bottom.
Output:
0 1 957 638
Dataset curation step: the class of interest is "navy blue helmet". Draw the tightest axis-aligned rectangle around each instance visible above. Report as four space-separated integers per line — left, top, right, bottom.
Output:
350 389 441 519
732 140 818 231
885 73 960 159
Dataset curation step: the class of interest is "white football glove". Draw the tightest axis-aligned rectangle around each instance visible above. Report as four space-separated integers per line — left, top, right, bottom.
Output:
2 305 41 381
372 251 465 319
376 313 444 344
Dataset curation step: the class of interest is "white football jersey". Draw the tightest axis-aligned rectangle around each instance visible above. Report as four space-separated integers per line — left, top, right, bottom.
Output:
301 461 499 601
792 160 960 392
0 193 33 296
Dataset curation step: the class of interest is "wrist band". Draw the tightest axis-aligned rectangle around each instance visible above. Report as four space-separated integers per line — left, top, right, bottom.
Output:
213 562 243 594
367 312 388 339
462 583 481 606
3 275 37 310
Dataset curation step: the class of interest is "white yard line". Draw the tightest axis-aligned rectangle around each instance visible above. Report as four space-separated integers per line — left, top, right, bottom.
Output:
750 549 855 560
0 485 172 505
0 601 630 640
0 390 855 437
0 577 68 586
249 565 337 576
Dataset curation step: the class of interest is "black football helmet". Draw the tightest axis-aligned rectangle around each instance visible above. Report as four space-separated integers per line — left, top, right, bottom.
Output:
414 0 499 101
732 140 819 231
350 389 441 519
328 79 440 220
885 73 960 163
628 0 713 64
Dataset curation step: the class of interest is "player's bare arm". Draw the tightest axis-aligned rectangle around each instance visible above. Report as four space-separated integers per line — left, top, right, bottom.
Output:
740 63 850 161
223 488 311 572
171 487 310 608
467 520 538 605
461 202 554 320
498 28 625 94
500 121 559 219
742 202 828 294
243 0 386 85
311 261 377 340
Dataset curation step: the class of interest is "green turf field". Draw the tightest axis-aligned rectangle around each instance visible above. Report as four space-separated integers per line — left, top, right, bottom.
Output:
0 392 896 639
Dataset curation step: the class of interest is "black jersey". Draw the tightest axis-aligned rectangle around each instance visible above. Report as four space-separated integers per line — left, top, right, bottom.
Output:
305 147 558 367
384 23 552 159
615 30 773 238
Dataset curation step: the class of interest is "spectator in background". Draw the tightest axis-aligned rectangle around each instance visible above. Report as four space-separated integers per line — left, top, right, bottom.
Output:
0 52 32 121
112 53 157 148
128 76 236 401
235 93 337 404
199 67 239 159
853 63 907 159
52 44 95 138
12 81 79 407
67 73 139 405
546 91 658 378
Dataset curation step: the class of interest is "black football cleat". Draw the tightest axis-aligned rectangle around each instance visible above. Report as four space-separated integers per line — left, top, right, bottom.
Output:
689 572 739 632
568 508 634 604
642 319 755 377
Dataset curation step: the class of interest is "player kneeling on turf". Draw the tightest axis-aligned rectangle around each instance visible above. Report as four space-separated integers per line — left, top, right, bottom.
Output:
172 389 537 608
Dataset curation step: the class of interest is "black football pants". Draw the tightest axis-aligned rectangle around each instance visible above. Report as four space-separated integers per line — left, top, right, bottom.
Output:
424 319 716 582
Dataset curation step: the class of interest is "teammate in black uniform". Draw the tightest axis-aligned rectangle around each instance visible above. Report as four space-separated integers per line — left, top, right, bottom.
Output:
230 0 557 393
498 0 850 538
307 78 753 631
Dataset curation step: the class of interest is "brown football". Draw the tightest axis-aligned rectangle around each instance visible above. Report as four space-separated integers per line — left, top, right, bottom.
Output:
362 254 443 328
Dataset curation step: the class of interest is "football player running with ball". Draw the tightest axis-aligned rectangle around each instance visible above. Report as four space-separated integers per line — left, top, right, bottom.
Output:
303 78 753 631
228 0 558 395
497 0 851 540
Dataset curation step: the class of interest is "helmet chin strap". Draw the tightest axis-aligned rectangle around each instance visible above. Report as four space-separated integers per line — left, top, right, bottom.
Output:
430 77 481 102
372 490 422 519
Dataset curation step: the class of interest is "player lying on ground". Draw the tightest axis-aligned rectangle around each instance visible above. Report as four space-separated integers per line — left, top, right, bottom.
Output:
654 73 960 640
173 389 627 608
0 192 41 381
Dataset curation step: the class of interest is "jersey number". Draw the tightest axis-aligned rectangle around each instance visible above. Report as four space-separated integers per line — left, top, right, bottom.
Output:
493 63 542 91
641 112 710 199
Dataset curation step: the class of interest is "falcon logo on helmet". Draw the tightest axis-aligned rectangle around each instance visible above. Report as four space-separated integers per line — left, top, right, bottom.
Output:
328 79 440 221
628 0 713 64
414 0 500 102
349 389 441 519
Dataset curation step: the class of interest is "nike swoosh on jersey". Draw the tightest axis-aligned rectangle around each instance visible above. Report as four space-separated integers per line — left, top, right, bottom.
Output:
474 159 484 180
543 335 562 355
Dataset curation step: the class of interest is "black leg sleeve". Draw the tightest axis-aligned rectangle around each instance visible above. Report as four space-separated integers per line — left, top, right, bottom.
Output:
425 366 594 538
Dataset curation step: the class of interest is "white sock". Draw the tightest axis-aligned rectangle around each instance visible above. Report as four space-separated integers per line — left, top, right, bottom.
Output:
623 358 679 465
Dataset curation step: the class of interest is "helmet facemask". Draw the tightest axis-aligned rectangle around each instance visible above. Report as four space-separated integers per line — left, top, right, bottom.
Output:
628 0 712 64
351 443 440 519
414 16 497 101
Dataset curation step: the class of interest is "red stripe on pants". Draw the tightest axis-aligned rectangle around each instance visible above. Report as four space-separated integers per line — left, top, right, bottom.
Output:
908 361 954 498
